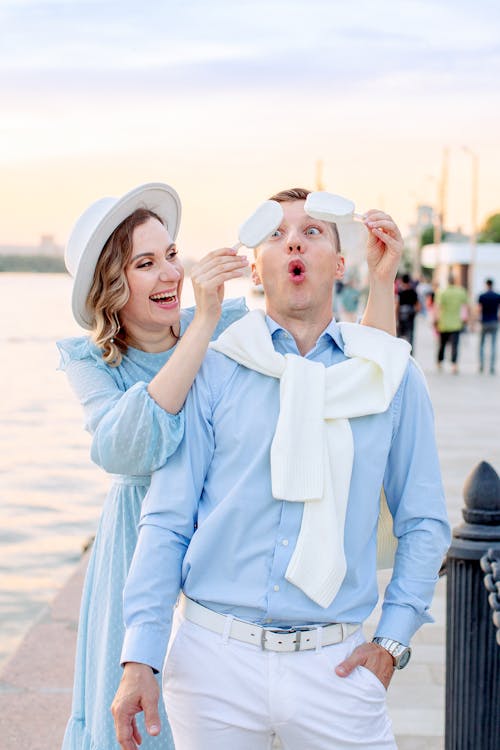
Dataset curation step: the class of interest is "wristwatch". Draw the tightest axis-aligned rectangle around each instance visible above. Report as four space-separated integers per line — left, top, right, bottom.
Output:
372 637 412 669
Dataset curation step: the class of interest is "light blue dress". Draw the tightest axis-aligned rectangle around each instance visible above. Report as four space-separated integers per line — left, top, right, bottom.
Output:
57 299 248 750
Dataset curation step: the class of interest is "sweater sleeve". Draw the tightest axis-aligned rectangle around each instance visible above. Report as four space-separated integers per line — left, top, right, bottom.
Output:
56 337 184 476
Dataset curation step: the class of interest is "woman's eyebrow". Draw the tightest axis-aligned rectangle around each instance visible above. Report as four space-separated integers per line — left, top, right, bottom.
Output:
130 244 175 262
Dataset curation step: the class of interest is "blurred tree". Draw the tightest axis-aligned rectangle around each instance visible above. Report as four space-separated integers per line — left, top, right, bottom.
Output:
478 213 500 243
420 226 449 246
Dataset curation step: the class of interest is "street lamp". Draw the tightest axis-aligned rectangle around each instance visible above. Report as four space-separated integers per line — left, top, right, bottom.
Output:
462 146 479 299
423 173 441 245
434 148 449 246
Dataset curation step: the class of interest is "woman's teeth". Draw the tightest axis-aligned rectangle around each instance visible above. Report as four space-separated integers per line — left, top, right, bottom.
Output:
150 293 176 303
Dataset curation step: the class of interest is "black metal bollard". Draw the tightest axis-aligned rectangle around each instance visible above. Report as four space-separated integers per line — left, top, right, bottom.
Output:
445 461 500 750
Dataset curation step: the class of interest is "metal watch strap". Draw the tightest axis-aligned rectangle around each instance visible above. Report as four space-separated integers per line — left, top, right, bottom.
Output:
372 637 412 669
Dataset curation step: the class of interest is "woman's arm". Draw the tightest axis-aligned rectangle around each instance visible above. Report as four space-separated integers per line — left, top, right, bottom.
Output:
147 248 248 413
57 249 247 475
58 343 184 475
360 210 402 336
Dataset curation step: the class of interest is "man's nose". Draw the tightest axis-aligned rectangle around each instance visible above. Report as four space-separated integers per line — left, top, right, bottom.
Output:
286 229 303 253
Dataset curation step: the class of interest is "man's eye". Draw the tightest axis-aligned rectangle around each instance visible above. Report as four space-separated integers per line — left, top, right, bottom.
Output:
271 229 282 238
306 226 320 235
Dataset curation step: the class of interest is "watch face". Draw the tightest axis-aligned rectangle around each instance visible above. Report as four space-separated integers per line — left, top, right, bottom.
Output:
397 649 411 669
372 638 411 669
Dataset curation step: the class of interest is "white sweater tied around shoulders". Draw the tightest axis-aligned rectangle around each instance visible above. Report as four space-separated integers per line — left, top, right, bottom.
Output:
210 311 411 608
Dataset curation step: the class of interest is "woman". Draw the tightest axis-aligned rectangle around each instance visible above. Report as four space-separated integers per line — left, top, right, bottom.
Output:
58 182 402 750
58 183 249 750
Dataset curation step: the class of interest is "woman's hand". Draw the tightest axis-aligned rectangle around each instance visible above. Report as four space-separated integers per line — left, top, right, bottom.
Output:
359 210 402 335
363 210 403 285
190 248 249 323
148 248 249 414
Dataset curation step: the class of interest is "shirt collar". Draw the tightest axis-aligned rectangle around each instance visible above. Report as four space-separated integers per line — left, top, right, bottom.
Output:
265 314 346 353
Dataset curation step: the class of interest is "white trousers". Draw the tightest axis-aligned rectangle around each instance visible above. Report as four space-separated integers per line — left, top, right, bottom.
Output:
162 609 396 750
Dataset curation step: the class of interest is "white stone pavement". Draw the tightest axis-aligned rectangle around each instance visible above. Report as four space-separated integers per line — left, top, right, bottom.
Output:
1 315 499 750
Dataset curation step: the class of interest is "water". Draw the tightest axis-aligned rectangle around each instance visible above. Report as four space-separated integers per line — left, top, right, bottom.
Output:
0 272 262 668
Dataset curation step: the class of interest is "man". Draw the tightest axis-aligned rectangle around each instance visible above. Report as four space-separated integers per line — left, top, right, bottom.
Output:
477 278 500 374
436 273 469 374
112 189 450 750
396 273 420 349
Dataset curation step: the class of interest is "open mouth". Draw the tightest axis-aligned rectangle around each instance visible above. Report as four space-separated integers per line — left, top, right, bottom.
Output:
149 291 178 306
288 259 306 280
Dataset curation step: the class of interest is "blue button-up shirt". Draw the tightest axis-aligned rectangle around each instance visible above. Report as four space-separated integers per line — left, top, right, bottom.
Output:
121 317 450 672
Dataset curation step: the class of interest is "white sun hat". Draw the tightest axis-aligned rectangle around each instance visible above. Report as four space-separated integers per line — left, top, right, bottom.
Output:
65 182 182 329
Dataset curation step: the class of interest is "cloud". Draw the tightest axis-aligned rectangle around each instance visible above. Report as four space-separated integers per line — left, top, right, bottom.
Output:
2 0 499 69
1 0 500 112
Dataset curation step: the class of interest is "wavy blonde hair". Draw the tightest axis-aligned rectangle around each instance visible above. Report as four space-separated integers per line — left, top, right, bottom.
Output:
87 208 166 366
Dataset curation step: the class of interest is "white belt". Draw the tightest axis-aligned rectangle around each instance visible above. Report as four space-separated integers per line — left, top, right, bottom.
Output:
179 595 359 653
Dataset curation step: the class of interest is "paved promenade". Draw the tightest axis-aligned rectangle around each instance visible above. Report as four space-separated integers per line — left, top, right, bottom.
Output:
1 317 499 749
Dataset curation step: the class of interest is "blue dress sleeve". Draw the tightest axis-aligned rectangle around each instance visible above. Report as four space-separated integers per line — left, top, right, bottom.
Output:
181 297 249 339
56 337 184 476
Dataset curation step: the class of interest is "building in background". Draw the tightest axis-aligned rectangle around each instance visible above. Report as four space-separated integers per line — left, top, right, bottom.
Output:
405 204 434 275
421 242 500 298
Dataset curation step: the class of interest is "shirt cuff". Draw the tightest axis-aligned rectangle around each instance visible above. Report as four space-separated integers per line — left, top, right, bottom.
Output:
120 624 171 674
374 602 434 645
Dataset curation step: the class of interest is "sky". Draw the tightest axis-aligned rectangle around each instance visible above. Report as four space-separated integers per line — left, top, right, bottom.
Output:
1 0 500 257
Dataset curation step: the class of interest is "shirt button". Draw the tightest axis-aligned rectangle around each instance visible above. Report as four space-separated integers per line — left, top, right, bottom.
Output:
273 584 280 592
282 539 289 546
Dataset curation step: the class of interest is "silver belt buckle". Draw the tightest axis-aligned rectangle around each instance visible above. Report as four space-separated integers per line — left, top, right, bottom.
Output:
260 626 308 652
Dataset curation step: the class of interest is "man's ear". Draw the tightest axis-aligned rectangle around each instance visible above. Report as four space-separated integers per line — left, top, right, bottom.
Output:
251 262 262 286
335 255 346 280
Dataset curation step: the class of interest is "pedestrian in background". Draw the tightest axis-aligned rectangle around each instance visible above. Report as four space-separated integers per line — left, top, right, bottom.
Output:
338 273 361 322
436 274 469 374
477 278 500 375
396 273 420 350
415 277 432 319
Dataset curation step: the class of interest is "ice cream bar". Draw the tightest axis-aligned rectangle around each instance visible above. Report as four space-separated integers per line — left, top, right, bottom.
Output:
234 200 284 250
305 191 360 223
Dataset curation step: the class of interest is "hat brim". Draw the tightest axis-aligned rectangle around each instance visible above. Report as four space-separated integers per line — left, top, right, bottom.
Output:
71 183 181 329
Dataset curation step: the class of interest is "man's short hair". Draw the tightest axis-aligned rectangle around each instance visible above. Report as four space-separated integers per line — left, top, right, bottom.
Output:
268 187 341 254
269 188 311 203
486 278 493 287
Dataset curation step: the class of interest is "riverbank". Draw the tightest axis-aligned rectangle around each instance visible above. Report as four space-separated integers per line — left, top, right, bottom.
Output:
0 255 66 272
